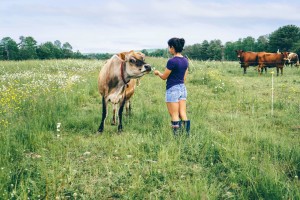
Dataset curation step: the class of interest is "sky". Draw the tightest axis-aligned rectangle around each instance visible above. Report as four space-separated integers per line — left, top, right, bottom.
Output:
1 0 300 53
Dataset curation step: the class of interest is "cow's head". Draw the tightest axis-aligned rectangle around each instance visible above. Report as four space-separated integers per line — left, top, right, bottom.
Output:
235 50 244 58
119 50 152 78
281 51 290 60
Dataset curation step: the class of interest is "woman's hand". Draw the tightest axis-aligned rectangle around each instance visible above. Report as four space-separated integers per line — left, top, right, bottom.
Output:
154 70 160 76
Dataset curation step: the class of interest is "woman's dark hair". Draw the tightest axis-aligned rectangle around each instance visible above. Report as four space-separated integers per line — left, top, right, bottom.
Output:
168 37 185 53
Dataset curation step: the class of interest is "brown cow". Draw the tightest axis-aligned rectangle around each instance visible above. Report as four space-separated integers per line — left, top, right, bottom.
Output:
235 50 257 74
98 50 151 133
235 50 261 74
286 52 299 67
257 52 289 76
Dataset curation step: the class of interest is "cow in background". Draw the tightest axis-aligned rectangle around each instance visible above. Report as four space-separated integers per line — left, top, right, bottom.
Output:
235 50 268 74
98 51 151 133
257 52 289 76
286 52 299 67
235 50 258 74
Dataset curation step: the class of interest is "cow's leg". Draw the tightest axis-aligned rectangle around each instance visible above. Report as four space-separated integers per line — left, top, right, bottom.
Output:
98 96 107 133
277 67 279 76
125 100 131 116
111 104 117 125
264 67 267 74
243 66 247 74
241 64 246 74
257 65 262 75
118 98 126 132
128 101 132 114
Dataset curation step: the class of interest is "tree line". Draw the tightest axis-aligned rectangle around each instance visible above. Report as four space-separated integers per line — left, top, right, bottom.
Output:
1 25 299 61
0 36 86 60
143 24 300 61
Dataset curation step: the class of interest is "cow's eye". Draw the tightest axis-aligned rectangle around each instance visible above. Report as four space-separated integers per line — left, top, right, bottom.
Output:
129 58 136 63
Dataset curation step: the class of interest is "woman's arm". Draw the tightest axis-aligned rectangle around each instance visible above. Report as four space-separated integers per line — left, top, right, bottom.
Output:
184 69 188 81
154 68 171 80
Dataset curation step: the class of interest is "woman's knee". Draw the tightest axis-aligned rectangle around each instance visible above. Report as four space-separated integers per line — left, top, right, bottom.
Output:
179 112 187 120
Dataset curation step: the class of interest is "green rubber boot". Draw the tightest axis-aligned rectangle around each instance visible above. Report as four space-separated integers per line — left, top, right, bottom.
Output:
182 120 190 136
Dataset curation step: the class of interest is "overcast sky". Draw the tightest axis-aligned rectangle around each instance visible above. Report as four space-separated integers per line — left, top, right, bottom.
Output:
1 0 300 53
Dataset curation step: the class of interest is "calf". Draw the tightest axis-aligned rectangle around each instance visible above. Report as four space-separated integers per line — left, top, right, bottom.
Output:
98 50 151 133
257 52 289 76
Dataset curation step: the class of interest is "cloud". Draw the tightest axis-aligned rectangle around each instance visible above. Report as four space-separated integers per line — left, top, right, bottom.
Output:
1 0 300 53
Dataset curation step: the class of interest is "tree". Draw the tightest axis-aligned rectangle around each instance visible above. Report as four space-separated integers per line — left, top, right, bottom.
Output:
291 41 300 55
200 40 209 60
268 25 300 52
54 40 62 48
224 41 236 61
19 36 38 60
36 42 56 59
242 36 256 51
148 49 167 57
73 50 86 59
184 44 202 60
207 40 222 60
0 37 19 60
62 42 73 58
141 49 149 56
234 38 243 51
255 35 269 52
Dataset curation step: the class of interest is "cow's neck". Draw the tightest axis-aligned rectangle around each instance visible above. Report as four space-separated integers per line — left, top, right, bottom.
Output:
120 62 130 85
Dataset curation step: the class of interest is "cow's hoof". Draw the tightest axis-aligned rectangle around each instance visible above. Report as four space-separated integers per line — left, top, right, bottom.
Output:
111 122 117 126
96 131 103 135
118 125 123 133
97 128 103 134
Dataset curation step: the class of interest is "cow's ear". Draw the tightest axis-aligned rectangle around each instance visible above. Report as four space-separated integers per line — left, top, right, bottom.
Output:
118 52 126 61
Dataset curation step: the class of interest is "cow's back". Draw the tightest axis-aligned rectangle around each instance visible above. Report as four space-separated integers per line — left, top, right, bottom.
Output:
289 53 299 62
98 56 121 96
241 52 258 66
259 53 284 67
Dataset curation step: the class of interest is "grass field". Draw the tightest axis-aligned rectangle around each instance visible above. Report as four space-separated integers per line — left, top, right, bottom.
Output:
0 58 299 199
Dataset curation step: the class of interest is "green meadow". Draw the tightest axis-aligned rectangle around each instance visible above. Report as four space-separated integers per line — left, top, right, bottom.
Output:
0 58 299 199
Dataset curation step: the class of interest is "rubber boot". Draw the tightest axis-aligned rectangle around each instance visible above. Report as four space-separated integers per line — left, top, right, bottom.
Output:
171 121 181 136
182 120 190 136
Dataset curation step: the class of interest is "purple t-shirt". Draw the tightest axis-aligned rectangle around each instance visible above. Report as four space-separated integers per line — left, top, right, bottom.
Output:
166 56 189 89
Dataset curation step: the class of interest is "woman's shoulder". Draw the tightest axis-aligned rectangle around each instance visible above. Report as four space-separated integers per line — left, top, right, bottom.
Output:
168 56 186 62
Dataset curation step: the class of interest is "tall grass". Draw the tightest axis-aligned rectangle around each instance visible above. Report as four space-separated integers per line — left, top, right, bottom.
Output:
0 58 299 199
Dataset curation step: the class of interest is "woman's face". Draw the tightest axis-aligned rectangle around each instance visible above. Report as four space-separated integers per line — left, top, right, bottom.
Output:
168 46 175 55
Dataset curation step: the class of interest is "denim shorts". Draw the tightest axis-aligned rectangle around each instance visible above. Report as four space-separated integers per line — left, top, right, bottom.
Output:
165 84 187 102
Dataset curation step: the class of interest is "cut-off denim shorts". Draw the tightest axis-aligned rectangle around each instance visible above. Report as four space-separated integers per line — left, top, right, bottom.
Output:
165 84 187 103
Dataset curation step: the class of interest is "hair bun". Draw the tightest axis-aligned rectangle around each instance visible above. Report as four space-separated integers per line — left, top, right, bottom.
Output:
179 38 185 46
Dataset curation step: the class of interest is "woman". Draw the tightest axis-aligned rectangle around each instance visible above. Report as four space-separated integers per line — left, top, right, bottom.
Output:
154 37 190 136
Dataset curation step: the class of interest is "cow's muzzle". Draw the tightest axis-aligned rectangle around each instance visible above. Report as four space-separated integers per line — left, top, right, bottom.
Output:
144 64 152 72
